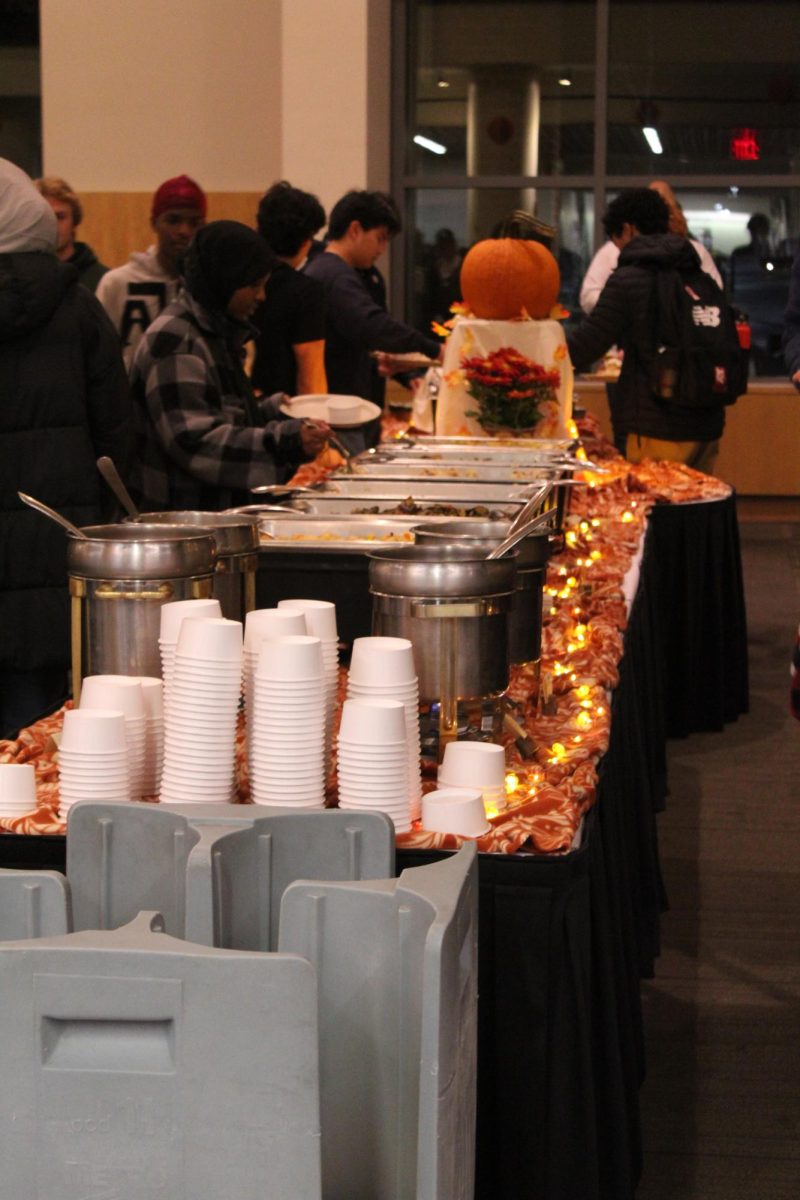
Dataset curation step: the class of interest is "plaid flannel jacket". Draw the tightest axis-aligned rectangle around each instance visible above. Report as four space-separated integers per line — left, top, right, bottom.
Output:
129 292 305 510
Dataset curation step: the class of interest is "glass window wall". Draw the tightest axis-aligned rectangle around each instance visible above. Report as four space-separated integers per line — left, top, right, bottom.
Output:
397 0 800 377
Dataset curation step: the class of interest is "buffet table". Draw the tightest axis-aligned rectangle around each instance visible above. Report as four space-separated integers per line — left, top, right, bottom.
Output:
0 426 749 1200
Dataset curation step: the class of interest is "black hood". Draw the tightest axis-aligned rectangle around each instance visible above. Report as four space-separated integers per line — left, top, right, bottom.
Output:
0 252 77 342
618 233 701 274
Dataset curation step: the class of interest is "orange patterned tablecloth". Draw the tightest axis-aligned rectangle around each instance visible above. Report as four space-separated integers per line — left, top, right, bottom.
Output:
0 413 730 854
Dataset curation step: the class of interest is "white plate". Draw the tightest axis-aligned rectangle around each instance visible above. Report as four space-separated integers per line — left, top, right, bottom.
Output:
280 395 382 429
372 351 439 370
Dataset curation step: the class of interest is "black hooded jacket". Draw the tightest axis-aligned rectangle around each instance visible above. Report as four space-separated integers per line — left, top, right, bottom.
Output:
567 234 726 443
0 251 131 670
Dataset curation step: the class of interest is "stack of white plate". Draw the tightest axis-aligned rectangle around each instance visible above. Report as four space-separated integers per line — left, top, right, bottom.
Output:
346 636 422 821
160 617 243 805
0 762 38 821
137 676 164 797
278 599 339 767
250 635 326 808
337 698 411 833
158 597 222 696
58 709 130 818
79 675 146 800
243 607 308 749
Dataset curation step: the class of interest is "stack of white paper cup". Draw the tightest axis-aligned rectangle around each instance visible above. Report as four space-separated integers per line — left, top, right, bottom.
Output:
250 635 326 808
346 637 422 821
58 709 130 819
136 676 165 797
0 762 38 820
337 698 411 833
160 617 243 805
79 675 147 800
278 599 339 765
437 741 506 811
243 608 308 746
158 598 222 695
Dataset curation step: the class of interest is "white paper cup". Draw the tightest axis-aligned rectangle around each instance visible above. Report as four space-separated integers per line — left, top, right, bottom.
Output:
256 635 323 681
176 617 243 662
439 740 506 791
348 637 416 686
338 698 407 745
135 677 164 719
0 763 37 807
277 598 338 642
422 787 490 837
61 708 129 753
159 598 221 643
244 607 307 652
79 676 145 720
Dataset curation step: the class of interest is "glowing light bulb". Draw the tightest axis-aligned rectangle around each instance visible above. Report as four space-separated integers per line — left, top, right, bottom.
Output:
576 711 592 730
505 772 519 794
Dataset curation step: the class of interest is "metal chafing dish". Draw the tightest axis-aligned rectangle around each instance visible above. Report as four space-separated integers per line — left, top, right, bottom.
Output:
386 434 578 454
257 515 421 549
359 447 576 467
316 476 538 499
282 492 527 518
346 461 557 483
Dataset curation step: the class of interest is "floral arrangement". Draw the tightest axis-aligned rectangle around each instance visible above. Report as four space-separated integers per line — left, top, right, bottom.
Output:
462 346 562 432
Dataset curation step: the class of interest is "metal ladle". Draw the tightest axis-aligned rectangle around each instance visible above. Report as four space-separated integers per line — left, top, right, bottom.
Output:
17 491 87 539
96 456 140 519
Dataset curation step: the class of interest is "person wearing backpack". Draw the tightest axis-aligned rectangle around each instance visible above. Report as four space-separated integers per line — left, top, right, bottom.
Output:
567 188 746 474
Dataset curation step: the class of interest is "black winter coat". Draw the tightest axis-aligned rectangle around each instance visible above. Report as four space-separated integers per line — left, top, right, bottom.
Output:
0 252 132 671
567 234 726 443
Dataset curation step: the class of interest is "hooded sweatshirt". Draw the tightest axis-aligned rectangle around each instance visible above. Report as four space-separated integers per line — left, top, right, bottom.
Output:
0 157 131 671
96 246 180 368
567 233 726 443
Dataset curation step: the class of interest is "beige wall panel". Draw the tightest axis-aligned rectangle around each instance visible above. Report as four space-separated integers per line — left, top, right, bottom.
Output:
80 193 263 270
39 0 282 191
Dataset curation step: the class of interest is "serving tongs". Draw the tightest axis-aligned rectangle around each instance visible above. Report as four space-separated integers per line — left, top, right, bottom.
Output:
299 418 355 473
486 507 556 560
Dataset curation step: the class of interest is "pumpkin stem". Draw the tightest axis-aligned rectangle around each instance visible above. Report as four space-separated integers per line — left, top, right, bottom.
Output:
498 209 556 245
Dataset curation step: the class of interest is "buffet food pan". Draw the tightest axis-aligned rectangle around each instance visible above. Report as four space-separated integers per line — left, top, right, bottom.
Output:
317 477 538 500
283 493 527 518
359 447 576 467
257 515 421 549
388 435 578 454
346 461 557 483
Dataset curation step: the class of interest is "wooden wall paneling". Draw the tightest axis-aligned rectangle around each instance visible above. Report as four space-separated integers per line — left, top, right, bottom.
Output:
574 381 800 497
78 192 263 270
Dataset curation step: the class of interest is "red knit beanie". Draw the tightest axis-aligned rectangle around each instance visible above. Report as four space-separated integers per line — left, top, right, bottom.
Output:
151 174 207 219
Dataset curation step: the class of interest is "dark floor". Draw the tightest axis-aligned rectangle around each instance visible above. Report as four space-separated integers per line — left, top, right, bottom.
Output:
637 517 800 1198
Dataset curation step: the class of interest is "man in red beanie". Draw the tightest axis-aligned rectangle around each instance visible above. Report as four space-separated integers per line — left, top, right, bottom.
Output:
97 174 206 367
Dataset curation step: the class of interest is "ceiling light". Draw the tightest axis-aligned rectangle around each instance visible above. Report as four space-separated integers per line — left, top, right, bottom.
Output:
765 261 774 271
414 134 447 156
729 186 740 196
558 75 572 87
642 126 663 155
436 76 449 89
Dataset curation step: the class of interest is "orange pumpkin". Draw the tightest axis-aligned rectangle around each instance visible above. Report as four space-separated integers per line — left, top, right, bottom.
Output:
460 237 560 320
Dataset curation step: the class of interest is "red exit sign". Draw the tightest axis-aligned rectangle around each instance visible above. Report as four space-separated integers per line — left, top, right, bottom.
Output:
730 128 760 161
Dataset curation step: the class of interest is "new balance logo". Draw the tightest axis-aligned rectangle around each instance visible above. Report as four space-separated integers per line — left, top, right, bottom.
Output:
692 304 721 328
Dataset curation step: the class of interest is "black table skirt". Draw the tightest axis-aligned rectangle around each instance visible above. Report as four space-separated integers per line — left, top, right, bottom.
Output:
399 528 669 1200
649 492 749 737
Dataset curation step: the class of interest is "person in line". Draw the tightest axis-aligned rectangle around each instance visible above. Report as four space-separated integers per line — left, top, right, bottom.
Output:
250 180 327 397
130 220 329 512
305 190 442 446
34 175 109 291
566 188 727 474
0 158 131 737
579 179 722 315
96 174 207 368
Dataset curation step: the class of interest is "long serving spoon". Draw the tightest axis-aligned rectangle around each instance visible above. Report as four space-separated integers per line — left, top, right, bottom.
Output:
96 456 139 519
17 491 88 539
